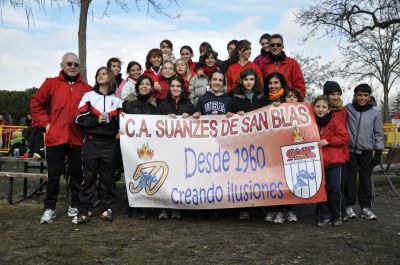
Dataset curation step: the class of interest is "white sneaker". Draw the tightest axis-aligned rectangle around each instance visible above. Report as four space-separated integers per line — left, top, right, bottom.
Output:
158 209 168 219
346 206 356 219
68 206 79 217
40 209 56 224
171 210 182 219
361 208 377 220
274 212 285 224
286 210 298 223
264 212 275 222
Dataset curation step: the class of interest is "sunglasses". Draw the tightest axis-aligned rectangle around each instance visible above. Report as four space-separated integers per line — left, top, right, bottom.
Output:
269 43 282 48
66 62 80 67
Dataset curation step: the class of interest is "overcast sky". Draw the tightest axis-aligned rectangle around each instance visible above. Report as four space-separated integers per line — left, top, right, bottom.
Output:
0 0 343 92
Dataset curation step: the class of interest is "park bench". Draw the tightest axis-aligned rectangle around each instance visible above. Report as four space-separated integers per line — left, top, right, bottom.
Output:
0 156 47 204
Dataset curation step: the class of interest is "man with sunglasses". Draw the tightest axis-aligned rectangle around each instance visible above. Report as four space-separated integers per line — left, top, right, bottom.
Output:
261 34 305 99
31 52 92 224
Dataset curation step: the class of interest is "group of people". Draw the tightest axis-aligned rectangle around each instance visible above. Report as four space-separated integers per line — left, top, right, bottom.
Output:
29 33 383 227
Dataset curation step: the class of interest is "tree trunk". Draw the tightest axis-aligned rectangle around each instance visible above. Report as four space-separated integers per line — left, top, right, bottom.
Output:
383 83 390 122
78 0 92 82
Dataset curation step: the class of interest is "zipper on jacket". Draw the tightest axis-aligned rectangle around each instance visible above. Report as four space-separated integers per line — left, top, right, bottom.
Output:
354 111 362 153
68 82 73 143
103 94 106 112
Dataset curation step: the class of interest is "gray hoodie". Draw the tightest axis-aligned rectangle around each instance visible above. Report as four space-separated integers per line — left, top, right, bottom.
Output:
345 102 384 154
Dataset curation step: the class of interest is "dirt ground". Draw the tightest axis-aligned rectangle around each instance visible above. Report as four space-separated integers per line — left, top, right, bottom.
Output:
1 162 400 265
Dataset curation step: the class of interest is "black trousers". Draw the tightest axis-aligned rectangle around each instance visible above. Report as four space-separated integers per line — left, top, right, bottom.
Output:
343 152 374 208
317 165 343 220
78 139 117 213
44 144 83 210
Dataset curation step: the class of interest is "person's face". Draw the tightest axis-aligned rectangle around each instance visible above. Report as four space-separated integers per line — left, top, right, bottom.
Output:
269 37 284 56
160 43 172 56
110 62 121 76
227 44 236 57
0 115 3 120
205 54 216 67
170 80 183 98
285 92 299 103
138 78 152 95
180 48 193 62
129 64 142 80
314 100 330 118
268 76 281 93
210 73 224 93
239 47 252 61
96 68 110 85
260 38 270 52
150 54 162 68
355 91 371 106
328 91 342 106
162 62 175 78
175 60 187 75
243 74 255 91
61 54 80 77
26 114 32 120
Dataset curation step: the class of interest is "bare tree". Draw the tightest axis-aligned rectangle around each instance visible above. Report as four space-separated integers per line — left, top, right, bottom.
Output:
295 0 400 39
338 25 400 122
1 0 179 81
292 53 336 90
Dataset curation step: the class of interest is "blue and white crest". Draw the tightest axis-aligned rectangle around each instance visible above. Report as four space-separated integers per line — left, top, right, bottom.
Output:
281 142 322 198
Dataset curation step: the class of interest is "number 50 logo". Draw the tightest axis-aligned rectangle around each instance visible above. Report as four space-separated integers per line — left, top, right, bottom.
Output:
129 161 169 195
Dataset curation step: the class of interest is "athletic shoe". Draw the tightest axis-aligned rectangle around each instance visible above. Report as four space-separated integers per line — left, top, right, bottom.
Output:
158 209 168 219
332 219 343 226
345 206 356 219
72 213 90 225
67 206 79 217
136 208 146 220
239 211 250 220
40 209 56 224
100 209 113 222
264 212 275 222
171 210 181 219
286 211 298 223
274 212 285 224
361 208 377 220
317 219 331 227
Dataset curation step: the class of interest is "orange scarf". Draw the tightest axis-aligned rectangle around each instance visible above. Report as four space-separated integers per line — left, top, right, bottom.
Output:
269 88 284 100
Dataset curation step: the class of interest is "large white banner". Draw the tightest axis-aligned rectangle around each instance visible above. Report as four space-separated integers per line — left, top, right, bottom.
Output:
120 103 326 209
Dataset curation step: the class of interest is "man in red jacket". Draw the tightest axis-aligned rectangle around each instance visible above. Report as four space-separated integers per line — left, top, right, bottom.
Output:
30 52 92 224
261 34 306 99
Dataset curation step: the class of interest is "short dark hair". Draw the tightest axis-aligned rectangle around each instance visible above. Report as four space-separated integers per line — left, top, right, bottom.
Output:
168 75 189 101
264 72 288 91
145 48 163 69
283 88 303 102
209 70 227 86
313 95 331 108
227 39 238 50
269 34 284 43
107 57 121 68
259 33 271 43
160 39 173 49
126 61 142 74
199 42 212 53
180 45 194 55
135 75 154 95
354 83 372 95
